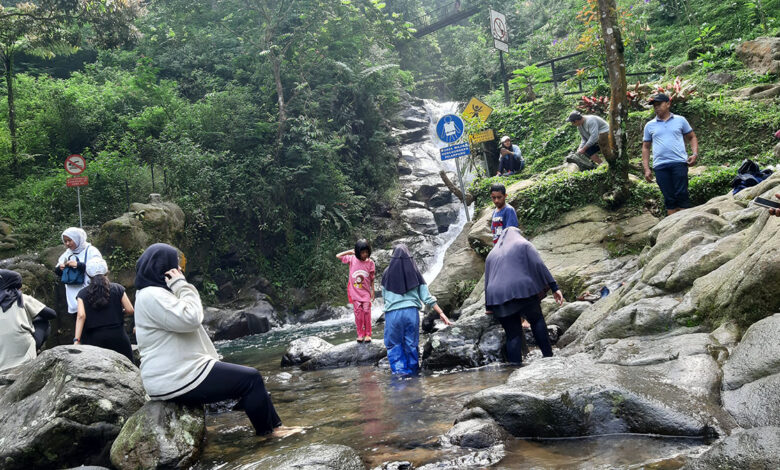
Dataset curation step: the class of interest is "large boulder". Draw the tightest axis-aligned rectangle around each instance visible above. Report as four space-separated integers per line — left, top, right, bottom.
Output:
202 298 281 341
530 205 657 296
457 353 734 439
545 301 590 332
281 336 334 367
0 346 147 470
249 444 365 470
94 198 186 289
110 401 205 470
682 426 780 470
444 412 510 449
300 341 387 370
428 222 485 313
401 208 439 235
721 313 780 428
736 36 780 75
672 179 780 326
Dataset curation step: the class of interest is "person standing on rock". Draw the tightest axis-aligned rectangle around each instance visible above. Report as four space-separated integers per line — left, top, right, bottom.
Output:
337 239 376 342
55 227 103 315
381 244 451 375
566 111 609 168
497 136 524 176
0 269 57 371
490 183 519 245
73 258 134 362
642 93 699 215
133 243 300 437
484 227 563 364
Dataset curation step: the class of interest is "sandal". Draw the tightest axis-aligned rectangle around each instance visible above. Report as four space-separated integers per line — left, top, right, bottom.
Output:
364 336 372 342
357 336 364 343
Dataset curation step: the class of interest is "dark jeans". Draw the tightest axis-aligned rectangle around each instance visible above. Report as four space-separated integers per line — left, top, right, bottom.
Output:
175 361 282 435
498 154 524 174
654 162 691 210
497 299 553 364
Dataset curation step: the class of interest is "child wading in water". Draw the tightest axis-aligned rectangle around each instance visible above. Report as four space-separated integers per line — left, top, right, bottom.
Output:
337 240 376 342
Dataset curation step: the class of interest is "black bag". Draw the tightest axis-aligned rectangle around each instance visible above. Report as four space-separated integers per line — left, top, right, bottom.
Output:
60 247 88 285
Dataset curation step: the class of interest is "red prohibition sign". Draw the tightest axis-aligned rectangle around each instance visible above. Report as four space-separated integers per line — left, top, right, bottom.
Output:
65 154 86 176
493 18 507 42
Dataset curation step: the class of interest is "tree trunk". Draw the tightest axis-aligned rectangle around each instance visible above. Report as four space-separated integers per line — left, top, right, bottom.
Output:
270 54 286 158
596 0 629 206
3 53 18 175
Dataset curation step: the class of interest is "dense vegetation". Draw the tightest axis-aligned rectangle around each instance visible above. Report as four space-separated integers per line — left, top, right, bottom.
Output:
0 0 777 306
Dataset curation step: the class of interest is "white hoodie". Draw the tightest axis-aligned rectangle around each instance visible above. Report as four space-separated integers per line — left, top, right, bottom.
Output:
134 278 218 400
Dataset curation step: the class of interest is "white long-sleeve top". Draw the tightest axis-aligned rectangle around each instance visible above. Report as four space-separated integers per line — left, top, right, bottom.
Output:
134 279 218 400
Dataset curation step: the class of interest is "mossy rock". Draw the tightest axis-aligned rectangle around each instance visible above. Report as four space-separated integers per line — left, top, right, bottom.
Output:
110 401 205 470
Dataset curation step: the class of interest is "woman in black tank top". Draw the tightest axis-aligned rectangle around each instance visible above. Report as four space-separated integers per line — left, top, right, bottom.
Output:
74 258 134 362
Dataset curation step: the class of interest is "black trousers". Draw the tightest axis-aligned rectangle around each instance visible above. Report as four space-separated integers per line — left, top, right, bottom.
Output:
175 361 282 435
497 299 553 364
82 326 133 362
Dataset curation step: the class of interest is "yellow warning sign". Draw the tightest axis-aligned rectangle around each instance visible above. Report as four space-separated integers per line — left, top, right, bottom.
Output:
463 97 493 122
469 129 495 144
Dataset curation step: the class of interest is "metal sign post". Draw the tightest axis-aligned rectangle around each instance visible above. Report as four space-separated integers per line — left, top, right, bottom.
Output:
490 10 510 106
436 115 471 222
64 154 88 228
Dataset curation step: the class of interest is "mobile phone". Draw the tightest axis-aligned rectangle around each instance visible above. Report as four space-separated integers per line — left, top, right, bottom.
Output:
754 197 780 209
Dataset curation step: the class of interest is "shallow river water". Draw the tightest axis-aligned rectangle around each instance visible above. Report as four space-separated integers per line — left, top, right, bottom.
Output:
192 319 710 469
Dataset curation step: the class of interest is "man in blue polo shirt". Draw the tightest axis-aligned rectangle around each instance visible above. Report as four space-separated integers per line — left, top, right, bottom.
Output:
642 93 699 215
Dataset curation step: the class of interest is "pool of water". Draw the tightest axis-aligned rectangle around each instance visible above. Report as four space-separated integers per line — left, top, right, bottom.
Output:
193 319 709 469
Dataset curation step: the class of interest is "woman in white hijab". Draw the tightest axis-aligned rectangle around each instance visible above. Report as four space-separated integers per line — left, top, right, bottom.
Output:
55 227 103 314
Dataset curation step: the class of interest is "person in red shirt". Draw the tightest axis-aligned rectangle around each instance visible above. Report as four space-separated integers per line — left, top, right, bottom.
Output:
337 240 376 342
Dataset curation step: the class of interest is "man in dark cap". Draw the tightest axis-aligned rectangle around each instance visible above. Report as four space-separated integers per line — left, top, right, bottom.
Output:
566 111 610 168
642 93 699 215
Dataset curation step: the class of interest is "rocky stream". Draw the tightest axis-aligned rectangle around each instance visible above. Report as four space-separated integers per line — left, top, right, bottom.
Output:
1 98 779 469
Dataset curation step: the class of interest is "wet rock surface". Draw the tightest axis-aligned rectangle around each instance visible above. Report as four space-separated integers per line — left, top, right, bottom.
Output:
300 340 387 370
458 353 734 439
202 298 281 341
722 313 780 427
281 336 334 367
0 346 146 470
110 401 206 470
444 416 510 449
682 426 780 470
251 444 366 470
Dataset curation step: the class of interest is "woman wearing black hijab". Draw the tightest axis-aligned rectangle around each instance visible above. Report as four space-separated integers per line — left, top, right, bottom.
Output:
381 244 451 375
0 269 57 371
133 244 300 437
484 227 564 363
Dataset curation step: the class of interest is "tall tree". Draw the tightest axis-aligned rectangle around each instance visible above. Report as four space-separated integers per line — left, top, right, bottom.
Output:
0 0 144 174
596 0 629 204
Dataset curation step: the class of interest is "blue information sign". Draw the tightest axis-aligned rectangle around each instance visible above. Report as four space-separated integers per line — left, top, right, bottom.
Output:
440 143 471 161
435 114 465 143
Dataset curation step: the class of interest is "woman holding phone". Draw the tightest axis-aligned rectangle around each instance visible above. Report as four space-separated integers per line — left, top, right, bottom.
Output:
133 243 299 437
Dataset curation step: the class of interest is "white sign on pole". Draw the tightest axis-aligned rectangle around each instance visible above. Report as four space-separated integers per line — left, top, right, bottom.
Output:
490 10 509 43
494 39 509 52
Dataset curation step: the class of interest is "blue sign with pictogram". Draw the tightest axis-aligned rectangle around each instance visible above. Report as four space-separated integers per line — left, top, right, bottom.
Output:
436 114 465 143
440 143 471 161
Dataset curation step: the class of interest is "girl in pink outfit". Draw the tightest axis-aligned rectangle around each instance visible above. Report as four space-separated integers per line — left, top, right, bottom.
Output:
337 240 376 342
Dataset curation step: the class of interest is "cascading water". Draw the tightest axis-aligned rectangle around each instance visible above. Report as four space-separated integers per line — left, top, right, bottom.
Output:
193 101 708 469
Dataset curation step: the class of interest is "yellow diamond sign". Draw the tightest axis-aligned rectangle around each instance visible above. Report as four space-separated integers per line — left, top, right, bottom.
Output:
463 97 493 122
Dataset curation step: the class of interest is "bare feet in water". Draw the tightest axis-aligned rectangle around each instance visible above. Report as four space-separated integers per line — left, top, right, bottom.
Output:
270 426 305 438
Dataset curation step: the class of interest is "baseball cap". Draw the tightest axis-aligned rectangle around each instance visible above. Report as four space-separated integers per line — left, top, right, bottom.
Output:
648 93 670 104
500 135 511 144
566 111 583 122
86 258 108 278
